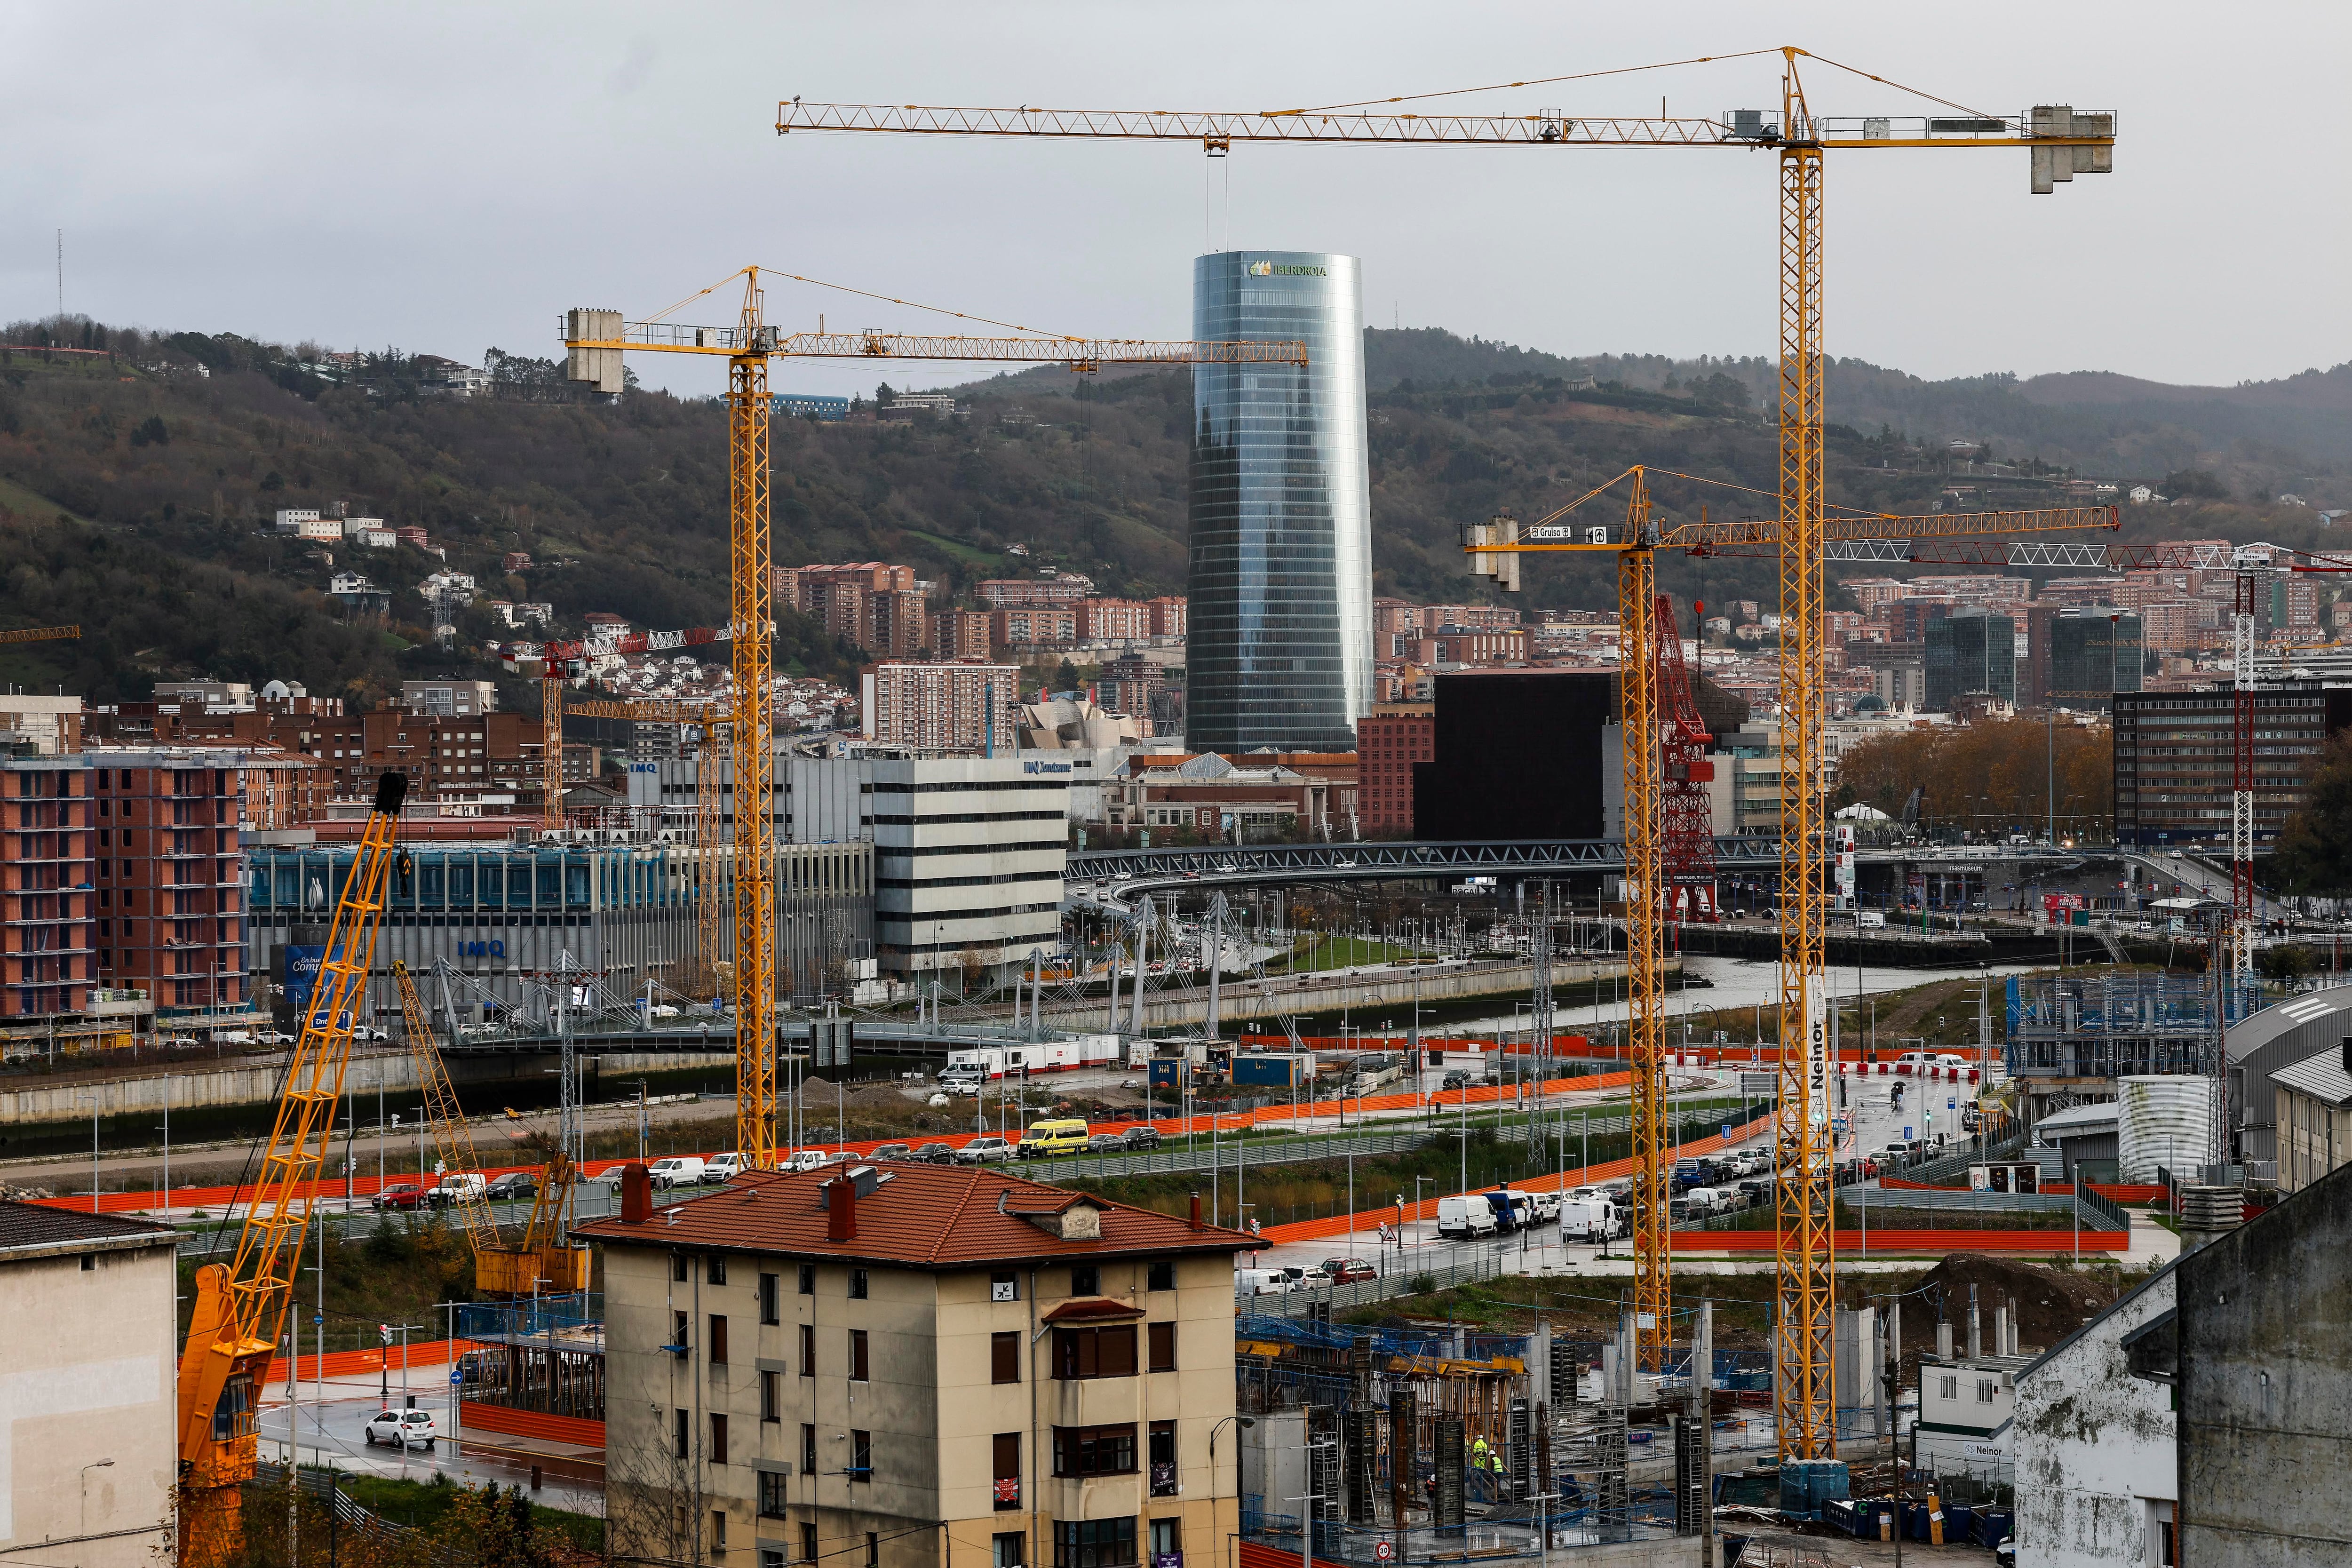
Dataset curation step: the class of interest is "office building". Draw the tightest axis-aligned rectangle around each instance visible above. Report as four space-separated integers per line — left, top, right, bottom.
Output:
861 663 1019 755
0 1202 179 1568
0 756 93 1018
1357 704 1433 833
2112 685 2352 844
578 1162 1249 1568
869 756 1065 978
2047 610 2143 710
1186 251 1372 752
1924 609 2016 711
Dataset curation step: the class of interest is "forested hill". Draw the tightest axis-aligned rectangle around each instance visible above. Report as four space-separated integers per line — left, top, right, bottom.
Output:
0 317 2347 702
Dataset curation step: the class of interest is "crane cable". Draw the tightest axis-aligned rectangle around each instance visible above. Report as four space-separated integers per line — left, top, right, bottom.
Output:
636 264 1086 343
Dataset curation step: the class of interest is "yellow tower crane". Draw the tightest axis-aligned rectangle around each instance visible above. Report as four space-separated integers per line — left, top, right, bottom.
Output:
0 623 79 645
1469 475 2119 1375
782 52 2114 1458
560 271 1306 1170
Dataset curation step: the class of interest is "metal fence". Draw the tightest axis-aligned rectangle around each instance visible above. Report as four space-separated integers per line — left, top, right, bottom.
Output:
1240 1244 1521 1315
1899 1131 2027 1187
1012 1127 1437 1183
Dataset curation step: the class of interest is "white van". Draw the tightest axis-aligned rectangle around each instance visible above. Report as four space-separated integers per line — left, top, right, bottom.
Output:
1680 1186 1724 1218
1437 1194 1498 1239
1854 910 1887 929
1558 1199 1621 1242
702 1153 747 1185
428 1173 485 1208
1235 1269 1292 1298
646 1156 706 1189
782 1149 830 1173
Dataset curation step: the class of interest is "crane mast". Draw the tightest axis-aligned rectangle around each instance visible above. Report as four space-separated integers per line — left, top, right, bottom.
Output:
175 772 407 1566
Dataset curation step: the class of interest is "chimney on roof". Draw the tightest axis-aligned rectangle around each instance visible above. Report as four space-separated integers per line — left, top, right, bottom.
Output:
621 1162 651 1224
1189 1192 1201 1231
827 1175 858 1242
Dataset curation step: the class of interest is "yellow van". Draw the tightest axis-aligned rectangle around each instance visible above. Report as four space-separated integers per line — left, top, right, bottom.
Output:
1017 1118 1090 1159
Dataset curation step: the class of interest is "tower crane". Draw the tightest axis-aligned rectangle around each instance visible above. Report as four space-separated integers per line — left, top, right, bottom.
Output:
174 772 407 1566
390 959 591 1294
779 51 2114 1456
0 623 79 645
559 271 1306 1172
1467 467 2117 1374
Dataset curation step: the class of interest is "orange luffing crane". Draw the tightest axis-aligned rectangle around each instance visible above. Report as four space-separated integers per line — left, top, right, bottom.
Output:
174 772 406 1565
0 623 79 645
1467 468 2118 1377
785 55 2112 1453
560 270 1306 1170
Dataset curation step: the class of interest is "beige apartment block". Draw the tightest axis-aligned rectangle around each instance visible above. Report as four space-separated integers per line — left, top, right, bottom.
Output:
579 1164 1250 1568
0 1202 179 1568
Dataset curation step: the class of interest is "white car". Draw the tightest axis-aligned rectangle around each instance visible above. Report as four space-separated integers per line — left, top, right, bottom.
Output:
954 1136 1014 1164
701 1153 747 1185
782 1149 831 1173
646 1156 706 1189
363 1408 438 1450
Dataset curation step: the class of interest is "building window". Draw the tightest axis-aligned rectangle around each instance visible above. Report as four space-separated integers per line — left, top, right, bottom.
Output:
712 1413 730 1465
1939 1375 1958 1401
1147 1321 1176 1373
713 1511 728 1551
710 1315 730 1365
800 1323 816 1376
1148 1518 1181 1561
803 1423 817 1474
992 1331 1020 1384
709 1254 728 1286
765 1551 787 1568
850 1266 870 1299
1052 1424 1138 1477
850 1430 872 1481
993 1433 1021 1509
1054 1517 1137 1568
673 1253 689 1283
1149 1422 1177 1496
1053 1325 1137 1379
866 1532 879 1568
993 1532 1027 1568
1978 1379 1998 1403
674 1310 691 1351
803 1523 819 1564
674 1408 690 1459
1071 1265 1099 1296
761 1369 780 1422
799 1263 815 1295
850 1329 870 1382
1147 1260 1174 1292
761 1272 781 1324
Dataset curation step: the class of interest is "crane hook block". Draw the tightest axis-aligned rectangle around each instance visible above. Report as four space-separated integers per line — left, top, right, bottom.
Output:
374 772 409 815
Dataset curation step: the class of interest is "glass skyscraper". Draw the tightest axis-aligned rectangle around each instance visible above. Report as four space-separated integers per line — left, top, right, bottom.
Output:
1186 251 1372 753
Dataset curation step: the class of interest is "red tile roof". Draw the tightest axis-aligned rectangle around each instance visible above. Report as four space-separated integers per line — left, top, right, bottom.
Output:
573 1165 1253 1269
1042 1297 1146 1323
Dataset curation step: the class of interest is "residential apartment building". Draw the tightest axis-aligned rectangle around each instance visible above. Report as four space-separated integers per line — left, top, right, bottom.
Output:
931 611 993 661
978 576 1094 608
1842 577 1907 615
90 754 244 1016
2111 685 2352 844
0 756 94 1018
779 563 917 609
0 1202 180 1568
1145 597 1186 637
401 679 496 716
991 607 1078 651
860 664 1019 755
0 693 83 754
578 1163 1248 1568
1911 574 2032 608
152 704 589 810
869 589 929 658
1879 595 1957 644
1357 705 1432 833
1074 599 1151 643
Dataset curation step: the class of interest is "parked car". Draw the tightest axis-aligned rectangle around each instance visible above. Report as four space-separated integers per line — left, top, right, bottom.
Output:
646 1156 706 1190
372 1183 427 1212
428 1173 486 1209
1320 1257 1379 1284
908 1142 957 1164
699 1153 748 1185
483 1172 537 1202
1440 1070 1470 1091
1018 1119 1090 1159
781 1150 830 1173
363 1408 438 1450
1085 1133 1127 1154
868 1142 913 1162
955 1136 1014 1164
1121 1125 1162 1152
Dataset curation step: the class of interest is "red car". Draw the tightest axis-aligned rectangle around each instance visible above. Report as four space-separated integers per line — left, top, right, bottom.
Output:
372 1183 427 1211
1320 1257 1379 1284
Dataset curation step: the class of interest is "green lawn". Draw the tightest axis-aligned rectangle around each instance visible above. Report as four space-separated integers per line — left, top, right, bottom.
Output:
1272 936 1428 974
900 527 1001 567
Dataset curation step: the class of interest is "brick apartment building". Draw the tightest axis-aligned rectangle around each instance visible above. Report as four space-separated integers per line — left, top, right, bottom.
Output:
152 704 591 810
1357 704 1433 833
0 756 93 1018
2113 685 2352 845
991 606 1078 651
1373 600 1522 635
1074 598 1152 643
1146 597 1186 637
861 663 1019 753
932 610 992 661
87 754 246 1015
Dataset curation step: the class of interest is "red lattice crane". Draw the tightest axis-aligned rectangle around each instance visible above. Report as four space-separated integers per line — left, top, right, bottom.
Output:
1655 597 1718 925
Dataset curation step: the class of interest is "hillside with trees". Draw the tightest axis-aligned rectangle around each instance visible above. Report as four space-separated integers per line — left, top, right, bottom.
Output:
3 314 2350 700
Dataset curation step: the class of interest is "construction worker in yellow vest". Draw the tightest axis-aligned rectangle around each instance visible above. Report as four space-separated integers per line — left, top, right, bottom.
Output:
1470 1435 1492 1476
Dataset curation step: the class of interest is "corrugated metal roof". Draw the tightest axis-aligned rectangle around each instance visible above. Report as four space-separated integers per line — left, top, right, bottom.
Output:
2270 1044 2352 1109
2034 1100 2121 1136
573 1165 1253 1268
0 1200 176 1254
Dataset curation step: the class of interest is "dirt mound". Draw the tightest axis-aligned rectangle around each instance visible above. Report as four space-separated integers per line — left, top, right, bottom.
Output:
1911 1252 2123 1358
799 1076 927 1113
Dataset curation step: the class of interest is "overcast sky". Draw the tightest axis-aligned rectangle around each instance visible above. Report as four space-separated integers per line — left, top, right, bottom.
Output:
7 2 2343 401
